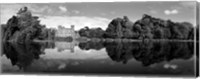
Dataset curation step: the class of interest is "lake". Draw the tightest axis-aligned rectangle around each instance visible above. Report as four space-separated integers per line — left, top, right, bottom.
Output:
0 41 197 77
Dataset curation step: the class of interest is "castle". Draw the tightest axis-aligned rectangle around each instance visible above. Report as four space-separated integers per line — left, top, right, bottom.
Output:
55 25 79 40
55 25 80 52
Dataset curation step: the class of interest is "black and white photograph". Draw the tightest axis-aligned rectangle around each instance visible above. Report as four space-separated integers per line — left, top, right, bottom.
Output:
0 0 199 78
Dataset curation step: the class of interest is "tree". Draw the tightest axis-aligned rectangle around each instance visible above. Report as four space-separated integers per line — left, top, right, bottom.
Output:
2 7 44 43
81 14 195 40
78 27 105 38
105 16 135 39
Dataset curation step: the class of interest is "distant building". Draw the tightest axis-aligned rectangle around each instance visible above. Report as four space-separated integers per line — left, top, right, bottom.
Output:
54 25 80 52
55 25 80 40
55 25 75 38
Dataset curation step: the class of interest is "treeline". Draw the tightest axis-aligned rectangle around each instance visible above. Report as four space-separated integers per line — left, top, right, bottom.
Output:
78 27 105 38
1 7 198 42
1 7 55 43
37 28 56 40
79 14 196 40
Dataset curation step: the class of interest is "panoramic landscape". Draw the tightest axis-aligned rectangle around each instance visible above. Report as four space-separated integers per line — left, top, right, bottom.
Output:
0 1 199 77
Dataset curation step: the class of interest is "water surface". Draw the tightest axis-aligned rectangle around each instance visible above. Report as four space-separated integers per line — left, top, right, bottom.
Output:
1 41 196 77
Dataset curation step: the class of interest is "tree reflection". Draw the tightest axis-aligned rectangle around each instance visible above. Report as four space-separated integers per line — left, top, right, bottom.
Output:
2 41 194 70
2 42 45 70
78 41 194 66
78 41 105 50
130 42 194 66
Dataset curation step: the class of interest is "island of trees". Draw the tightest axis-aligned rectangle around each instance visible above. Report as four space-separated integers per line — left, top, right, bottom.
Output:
79 15 198 41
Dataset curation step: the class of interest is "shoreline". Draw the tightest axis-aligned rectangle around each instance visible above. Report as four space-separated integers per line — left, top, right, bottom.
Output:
32 38 198 43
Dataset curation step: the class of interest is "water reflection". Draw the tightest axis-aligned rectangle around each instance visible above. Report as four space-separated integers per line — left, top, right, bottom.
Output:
79 41 194 66
55 41 79 53
78 41 104 50
2 42 45 70
1 41 195 76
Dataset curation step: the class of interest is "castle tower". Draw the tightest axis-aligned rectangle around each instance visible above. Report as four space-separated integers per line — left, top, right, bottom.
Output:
71 25 75 37
71 25 75 30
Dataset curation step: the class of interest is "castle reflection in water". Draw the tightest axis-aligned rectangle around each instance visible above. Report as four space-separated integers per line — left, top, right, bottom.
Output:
55 41 79 53
1 40 196 76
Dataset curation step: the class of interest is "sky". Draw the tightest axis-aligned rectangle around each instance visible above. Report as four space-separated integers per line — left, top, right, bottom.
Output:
0 1 197 30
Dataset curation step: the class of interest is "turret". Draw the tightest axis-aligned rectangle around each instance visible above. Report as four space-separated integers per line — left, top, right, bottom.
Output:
71 25 75 30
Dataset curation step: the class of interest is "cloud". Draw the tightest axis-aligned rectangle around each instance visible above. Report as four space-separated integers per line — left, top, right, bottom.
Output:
28 5 50 13
0 4 23 24
43 47 109 60
0 4 53 24
72 10 80 14
164 9 178 15
39 15 110 30
164 64 178 70
1 4 110 31
59 6 67 12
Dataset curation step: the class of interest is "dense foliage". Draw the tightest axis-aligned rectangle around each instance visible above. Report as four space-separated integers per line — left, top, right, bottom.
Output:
104 16 135 39
105 14 194 40
37 28 56 40
2 7 45 43
79 14 195 40
78 26 105 38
